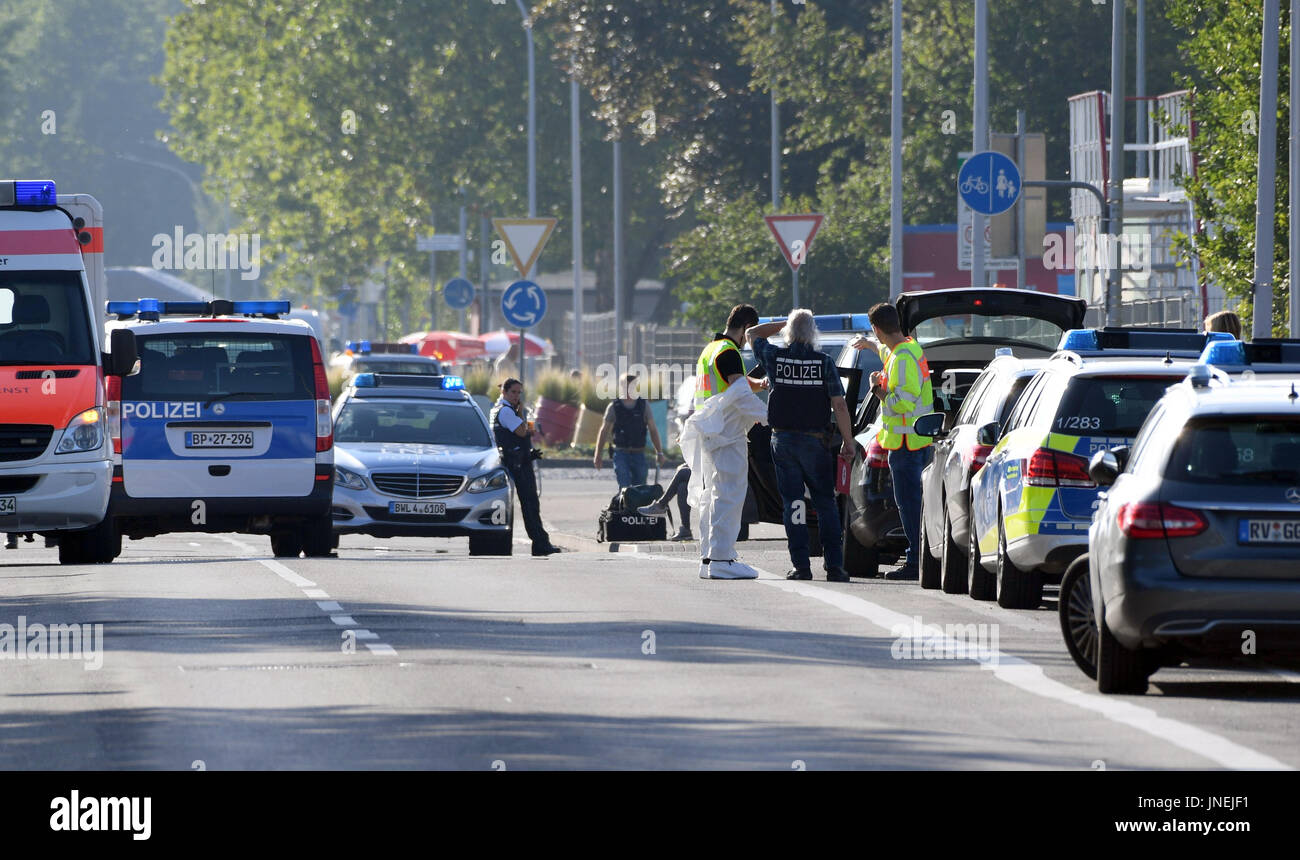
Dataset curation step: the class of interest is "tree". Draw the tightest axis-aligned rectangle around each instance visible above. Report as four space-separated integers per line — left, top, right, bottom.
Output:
1168 0 1291 334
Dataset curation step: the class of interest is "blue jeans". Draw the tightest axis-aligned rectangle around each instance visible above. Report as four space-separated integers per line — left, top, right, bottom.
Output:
772 431 844 572
888 444 931 569
612 449 648 488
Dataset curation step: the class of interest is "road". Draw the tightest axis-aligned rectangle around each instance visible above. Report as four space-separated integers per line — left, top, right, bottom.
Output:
1 474 1297 770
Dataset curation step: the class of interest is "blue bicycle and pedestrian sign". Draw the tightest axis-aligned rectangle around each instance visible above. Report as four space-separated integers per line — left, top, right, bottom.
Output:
501 279 547 328
442 277 475 310
958 150 1021 216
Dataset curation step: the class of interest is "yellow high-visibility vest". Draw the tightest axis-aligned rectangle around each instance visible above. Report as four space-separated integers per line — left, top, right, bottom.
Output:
694 337 739 408
876 337 934 451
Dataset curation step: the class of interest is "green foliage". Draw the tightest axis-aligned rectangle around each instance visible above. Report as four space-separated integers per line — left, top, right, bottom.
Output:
1167 0 1291 334
462 365 497 398
533 368 582 406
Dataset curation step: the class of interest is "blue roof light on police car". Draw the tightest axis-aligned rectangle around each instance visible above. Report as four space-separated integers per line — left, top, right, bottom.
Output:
1059 329 1100 351
106 301 138 318
231 300 291 316
351 373 377 388
12 180 57 206
1199 339 1248 367
440 375 465 390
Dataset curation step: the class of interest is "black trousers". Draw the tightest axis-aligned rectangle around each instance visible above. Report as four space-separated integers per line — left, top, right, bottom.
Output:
504 453 550 549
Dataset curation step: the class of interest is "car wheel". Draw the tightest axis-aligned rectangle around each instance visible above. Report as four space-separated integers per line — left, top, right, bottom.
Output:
940 506 967 594
58 517 120 565
968 519 996 601
1096 598 1153 694
1059 554 1097 679
842 504 878 577
996 513 1042 609
469 528 514 556
270 533 303 558
301 514 335 558
919 509 941 589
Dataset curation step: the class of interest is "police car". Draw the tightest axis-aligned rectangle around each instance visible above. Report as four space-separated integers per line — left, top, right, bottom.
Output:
330 372 513 555
967 327 1233 609
330 340 443 379
105 299 335 557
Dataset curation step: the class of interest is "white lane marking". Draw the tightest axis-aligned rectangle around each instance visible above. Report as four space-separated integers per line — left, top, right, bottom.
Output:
366 643 397 655
331 615 358 627
259 558 317 588
316 601 343 612
645 554 1291 770
189 542 201 547
303 589 331 600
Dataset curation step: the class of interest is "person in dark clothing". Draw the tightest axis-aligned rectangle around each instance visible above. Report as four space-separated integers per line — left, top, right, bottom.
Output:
593 373 666 488
637 463 694 541
748 309 855 582
490 378 562 557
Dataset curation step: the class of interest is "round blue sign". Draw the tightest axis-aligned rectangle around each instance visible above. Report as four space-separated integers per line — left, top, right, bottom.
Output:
501 280 546 328
958 151 1021 216
443 277 475 310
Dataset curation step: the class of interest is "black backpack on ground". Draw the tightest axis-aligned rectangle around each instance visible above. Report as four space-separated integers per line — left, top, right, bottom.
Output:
596 468 667 543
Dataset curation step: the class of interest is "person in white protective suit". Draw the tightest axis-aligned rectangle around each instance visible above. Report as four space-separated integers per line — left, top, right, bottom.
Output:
679 305 768 580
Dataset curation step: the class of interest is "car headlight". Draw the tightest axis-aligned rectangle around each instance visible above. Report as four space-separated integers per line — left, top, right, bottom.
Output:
335 466 368 490
467 469 508 492
55 408 104 454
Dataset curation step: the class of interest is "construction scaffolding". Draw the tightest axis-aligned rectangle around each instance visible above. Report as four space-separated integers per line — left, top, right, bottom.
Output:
1068 89 1219 328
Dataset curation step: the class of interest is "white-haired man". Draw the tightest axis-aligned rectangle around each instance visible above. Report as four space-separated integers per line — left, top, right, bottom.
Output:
747 309 855 581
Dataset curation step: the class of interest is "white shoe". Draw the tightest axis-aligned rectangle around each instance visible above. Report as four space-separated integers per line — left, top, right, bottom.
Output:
706 559 758 580
698 560 711 579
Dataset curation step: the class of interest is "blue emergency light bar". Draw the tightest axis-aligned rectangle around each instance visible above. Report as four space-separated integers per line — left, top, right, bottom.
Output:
350 373 465 390
0 179 57 208
756 313 872 332
106 299 291 321
1198 337 1300 369
345 341 420 355
1058 327 1234 356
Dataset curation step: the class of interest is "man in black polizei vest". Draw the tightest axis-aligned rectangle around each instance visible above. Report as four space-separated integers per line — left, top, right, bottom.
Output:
490 378 561 557
747 309 855 582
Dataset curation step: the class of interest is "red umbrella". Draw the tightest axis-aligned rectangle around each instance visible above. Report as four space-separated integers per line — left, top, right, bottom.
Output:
478 329 553 358
399 331 487 362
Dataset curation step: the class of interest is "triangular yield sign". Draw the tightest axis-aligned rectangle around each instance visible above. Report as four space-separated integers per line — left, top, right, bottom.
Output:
764 214 825 271
492 217 558 278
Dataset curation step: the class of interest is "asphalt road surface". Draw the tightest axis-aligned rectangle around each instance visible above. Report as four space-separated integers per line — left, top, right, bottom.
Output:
1 475 1297 770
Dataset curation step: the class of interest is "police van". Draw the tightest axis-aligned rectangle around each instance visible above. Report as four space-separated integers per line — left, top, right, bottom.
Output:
105 299 334 557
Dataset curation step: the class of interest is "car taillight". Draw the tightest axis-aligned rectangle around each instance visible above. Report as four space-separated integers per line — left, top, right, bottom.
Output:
866 440 889 469
962 442 993 475
1117 502 1207 539
1024 448 1094 488
105 374 122 454
310 338 332 451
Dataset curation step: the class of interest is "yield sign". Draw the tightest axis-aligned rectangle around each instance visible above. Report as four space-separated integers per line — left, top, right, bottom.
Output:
764 214 825 271
492 217 557 278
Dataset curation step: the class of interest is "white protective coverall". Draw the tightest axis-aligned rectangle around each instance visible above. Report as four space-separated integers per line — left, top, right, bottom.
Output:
680 375 768 574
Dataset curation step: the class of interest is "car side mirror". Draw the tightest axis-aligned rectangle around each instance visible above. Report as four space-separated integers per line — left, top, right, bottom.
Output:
1089 449 1120 487
105 328 138 377
913 411 946 438
1111 445 1130 472
976 421 1001 447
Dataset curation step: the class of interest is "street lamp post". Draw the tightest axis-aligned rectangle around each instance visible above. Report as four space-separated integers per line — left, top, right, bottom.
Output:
513 0 536 222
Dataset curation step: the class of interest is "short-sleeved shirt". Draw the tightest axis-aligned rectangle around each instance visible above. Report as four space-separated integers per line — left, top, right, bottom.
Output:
493 397 524 432
709 333 745 382
752 337 844 432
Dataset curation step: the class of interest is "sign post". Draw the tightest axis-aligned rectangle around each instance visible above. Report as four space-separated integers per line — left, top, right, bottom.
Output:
764 214 825 309
493 217 557 393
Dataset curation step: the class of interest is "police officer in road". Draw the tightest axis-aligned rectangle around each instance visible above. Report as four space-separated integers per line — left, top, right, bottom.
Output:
748 309 854 582
490 378 562 557
851 302 933 580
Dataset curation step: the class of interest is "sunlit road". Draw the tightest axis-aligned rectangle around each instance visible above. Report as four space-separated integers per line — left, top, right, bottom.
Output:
0 477 1297 770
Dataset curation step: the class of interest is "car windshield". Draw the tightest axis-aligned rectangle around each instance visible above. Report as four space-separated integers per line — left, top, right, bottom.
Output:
0 272 96 365
1166 417 1300 485
1051 376 1175 437
126 332 314 400
912 314 1065 349
336 399 490 447
355 359 441 375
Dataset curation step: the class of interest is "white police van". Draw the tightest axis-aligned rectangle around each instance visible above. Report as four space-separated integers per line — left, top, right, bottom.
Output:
105 299 334 557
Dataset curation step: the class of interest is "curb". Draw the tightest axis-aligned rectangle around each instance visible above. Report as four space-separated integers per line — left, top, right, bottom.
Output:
546 529 699 555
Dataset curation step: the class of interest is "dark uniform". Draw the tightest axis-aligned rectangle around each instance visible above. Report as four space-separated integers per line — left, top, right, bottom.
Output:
752 335 846 575
490 397 553 554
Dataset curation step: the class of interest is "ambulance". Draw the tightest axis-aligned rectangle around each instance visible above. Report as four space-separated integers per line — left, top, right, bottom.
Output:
0 180 138 564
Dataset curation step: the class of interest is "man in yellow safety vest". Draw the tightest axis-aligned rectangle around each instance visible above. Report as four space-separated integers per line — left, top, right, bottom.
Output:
851 302 933 580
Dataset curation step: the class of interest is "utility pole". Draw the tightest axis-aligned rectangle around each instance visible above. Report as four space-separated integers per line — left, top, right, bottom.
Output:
571 64 584 370
480 214 491 334
1016 110 1027 290
889 0 903 300
972 0 988 291
458 190 468 333
513 0 536 221
613 139 624 360
1136 0 1147 178
1105 0 1127 326
1253 0 1281 338
770 0 781 211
